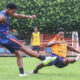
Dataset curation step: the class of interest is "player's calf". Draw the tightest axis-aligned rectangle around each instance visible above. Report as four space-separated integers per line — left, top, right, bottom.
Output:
63 54 80 65
63 58 76 64
28 63 46 74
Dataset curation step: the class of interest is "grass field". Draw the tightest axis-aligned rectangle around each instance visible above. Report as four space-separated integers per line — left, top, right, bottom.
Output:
0 57 80 80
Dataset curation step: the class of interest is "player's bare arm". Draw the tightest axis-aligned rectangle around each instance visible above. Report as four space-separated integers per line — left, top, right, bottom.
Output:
0 15 6 23
48 40 66 47
67 45 80 53
12 13 36 19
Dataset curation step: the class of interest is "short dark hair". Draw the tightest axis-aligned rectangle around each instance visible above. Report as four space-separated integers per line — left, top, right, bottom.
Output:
6 3 17 9
55 28 65 34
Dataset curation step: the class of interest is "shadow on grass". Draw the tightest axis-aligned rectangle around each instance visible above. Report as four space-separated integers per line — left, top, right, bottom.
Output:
33 72 80 77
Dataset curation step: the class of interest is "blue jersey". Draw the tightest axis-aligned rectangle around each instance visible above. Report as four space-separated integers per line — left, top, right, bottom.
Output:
0 10 9 33
0 11 23 53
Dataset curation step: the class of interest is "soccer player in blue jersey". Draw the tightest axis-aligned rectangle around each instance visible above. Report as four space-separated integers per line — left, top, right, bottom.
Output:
0 3 56 76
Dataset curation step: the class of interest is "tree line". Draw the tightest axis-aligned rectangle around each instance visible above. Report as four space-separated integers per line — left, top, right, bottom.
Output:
0 0 80 41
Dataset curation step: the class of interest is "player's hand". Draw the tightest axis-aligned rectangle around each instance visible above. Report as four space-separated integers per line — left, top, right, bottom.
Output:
29 15 36 19
32 15 36 18
0 15 6 24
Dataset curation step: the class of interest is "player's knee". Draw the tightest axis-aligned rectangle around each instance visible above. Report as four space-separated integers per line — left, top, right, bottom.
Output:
19 55 22 59
64 58 75 64
63 58 69 64
16 53 22 59
67 59 75 63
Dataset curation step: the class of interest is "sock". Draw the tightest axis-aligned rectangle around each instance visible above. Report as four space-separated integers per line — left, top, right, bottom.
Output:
75 54 80 61
38 55 45 60
75 57 79 61
19 68 24 74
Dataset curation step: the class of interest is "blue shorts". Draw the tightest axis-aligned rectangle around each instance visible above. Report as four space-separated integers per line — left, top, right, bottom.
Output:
32 46 40 50
0 33 23 53
48 53 67 68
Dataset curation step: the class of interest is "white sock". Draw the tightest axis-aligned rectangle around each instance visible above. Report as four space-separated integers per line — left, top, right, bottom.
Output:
75 57 79 61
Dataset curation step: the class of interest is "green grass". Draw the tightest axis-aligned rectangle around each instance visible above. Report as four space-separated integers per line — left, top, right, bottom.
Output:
0 57 80 80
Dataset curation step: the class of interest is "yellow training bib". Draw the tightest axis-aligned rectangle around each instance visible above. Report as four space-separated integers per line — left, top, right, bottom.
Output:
32 32 40 46
49 36 67 58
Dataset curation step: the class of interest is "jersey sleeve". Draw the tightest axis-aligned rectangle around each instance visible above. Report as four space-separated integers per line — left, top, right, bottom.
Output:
49 36 57 42
0 12 5 16
48 35 60 43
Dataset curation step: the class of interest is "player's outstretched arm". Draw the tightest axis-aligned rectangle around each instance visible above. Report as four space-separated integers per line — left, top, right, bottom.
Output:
12 13 36 19
48 40 66 47
67 45 80 53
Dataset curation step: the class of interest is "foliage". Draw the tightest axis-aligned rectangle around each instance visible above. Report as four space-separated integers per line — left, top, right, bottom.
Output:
0 0 80 41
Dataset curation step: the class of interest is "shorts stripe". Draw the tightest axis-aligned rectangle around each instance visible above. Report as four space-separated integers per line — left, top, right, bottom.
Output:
10 38 22 46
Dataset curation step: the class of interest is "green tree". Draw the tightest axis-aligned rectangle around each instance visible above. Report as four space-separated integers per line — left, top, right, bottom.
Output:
0 0 80 43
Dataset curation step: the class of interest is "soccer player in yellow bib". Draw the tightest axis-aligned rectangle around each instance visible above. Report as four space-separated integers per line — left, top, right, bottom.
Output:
28 28 80 73
31 27 40 53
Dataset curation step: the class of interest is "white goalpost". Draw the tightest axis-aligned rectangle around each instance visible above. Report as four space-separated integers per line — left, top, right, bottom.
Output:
72 31 79 55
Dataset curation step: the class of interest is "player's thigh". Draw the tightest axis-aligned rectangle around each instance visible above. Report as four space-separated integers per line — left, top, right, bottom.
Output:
48 55 58 66
2 34 23 53
55 57 68 68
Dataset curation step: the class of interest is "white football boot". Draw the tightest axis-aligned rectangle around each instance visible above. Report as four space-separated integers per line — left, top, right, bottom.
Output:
19 73 29 77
